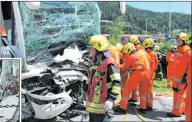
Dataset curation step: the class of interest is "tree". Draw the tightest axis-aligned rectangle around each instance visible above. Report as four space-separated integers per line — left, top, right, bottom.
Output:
99 2 191 35
107 16 125 45
159 42 173 53
172 29 180 38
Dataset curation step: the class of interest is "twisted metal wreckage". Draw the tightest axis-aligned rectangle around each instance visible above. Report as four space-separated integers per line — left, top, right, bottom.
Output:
22 43 91 121
0 60 20 122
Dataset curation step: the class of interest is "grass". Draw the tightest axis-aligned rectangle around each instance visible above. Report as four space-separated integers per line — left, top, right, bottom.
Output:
153 78 173 96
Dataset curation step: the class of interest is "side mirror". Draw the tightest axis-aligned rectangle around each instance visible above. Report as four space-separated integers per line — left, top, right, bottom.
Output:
25 2 40 10
119 2 126 14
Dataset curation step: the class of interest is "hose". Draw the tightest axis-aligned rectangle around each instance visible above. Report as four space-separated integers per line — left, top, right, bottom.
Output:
122 106 146 122
135 108 146 122
123 112 128 121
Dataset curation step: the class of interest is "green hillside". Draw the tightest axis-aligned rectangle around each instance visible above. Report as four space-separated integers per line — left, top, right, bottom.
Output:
98 2 191 35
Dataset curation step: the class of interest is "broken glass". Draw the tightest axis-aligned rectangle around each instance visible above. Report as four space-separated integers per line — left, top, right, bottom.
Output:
19 2 101 62
0 60 20 97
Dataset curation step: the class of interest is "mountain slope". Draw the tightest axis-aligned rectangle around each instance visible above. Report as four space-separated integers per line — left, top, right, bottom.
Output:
98 2 191 34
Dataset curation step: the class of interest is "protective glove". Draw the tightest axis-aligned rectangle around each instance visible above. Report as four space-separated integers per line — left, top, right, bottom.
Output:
172 87 180 93
104 100 113 112
78 91 86 106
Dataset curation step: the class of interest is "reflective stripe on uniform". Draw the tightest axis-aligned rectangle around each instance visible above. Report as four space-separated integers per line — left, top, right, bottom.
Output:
110 73 121 81
176 52 183 56
86 107 105 114
123 97 129 101
93 83 101 103
173 77 182 83
111 86 121 94
140 97 146 100
86 101 105 114
173 96 181 109
134 59 143 70
147 99 153 103
158 72 163 74
89 66 98 70
147 92 151 103
86 101 104 108
174 105 182 109
138 66 143 70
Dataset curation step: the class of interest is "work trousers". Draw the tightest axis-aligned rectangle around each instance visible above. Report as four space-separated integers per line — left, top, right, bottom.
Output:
185 92 191 121
146 73 155 108
120 70 151 110
171 83 186 116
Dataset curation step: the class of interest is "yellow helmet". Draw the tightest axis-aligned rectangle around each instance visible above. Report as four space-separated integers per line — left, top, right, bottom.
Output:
154 45 160 51
88 35 109 51
170 45 177 50
129 35 139 44
142 38 154 48
116 43 123 51
123 43 136 54
176 32 188 42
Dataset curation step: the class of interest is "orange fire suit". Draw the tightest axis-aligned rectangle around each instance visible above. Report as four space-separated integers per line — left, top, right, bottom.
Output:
135 44 145 50
183 49 191 121
171 45 190 116
146 49 158 108
109 45 121 70
131 44 145 101
166 51 175 87
120 50 152 110
120 54 129 89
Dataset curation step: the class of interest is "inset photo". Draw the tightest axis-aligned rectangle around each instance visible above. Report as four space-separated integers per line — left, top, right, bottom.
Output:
0 58 21 122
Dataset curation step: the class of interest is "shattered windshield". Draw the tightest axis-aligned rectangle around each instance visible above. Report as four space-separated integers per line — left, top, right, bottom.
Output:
19 2 101 63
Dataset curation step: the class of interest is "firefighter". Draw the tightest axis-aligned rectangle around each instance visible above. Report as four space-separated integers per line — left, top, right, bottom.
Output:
154 45 163 81
1 25 27 72
106 42 122 70
183 41 191 121
142 38 158 111
115 43 152 114
116 43 129 95
115 43 125 65
116 43 123 53
78 35 121 122
166 45 177 88
167 32 190 117
116 43 125 80
128 35 145 103
129 35 145 50
115 43 124 67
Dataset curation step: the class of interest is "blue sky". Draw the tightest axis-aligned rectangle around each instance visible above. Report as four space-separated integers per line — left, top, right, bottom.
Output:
126 2 191 14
